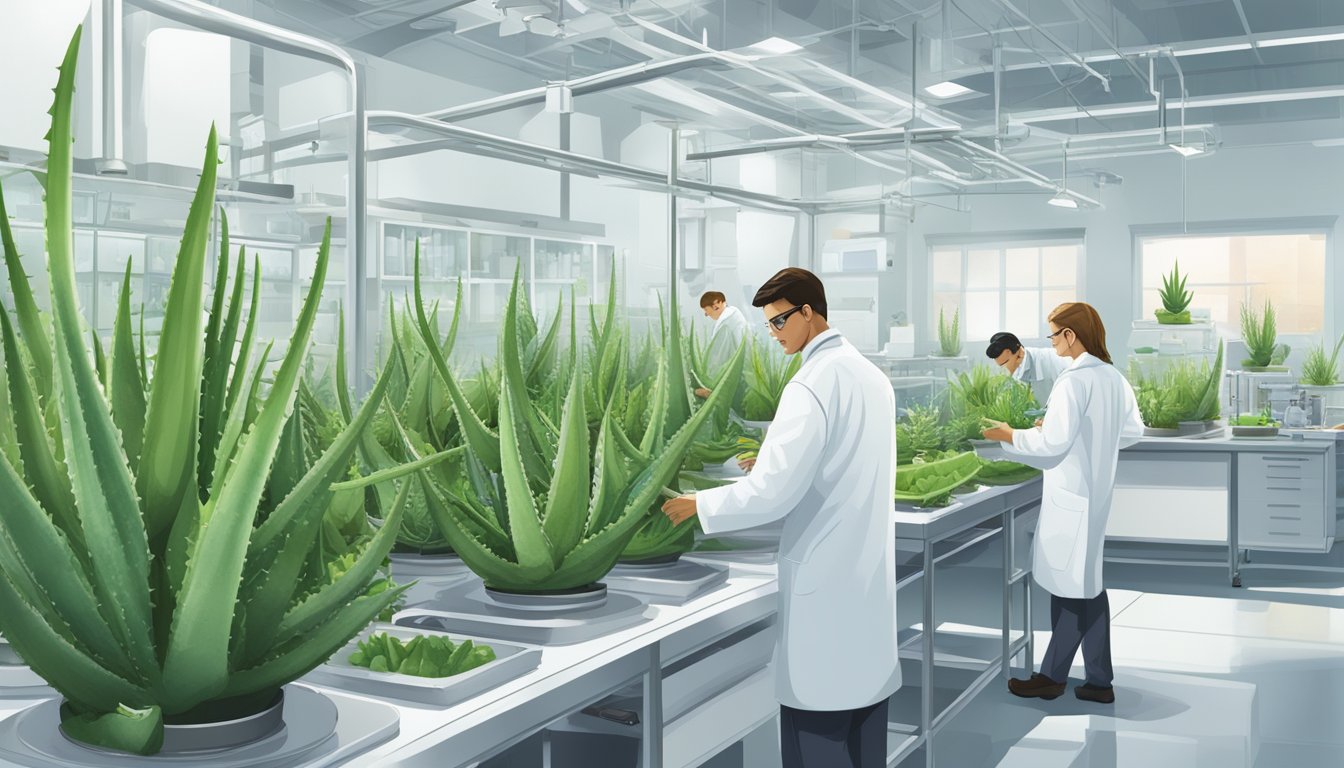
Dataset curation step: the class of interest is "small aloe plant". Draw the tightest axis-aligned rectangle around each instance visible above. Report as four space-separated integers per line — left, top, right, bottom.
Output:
0 28 443 755
1300 334 1344 386
1155 260 1193 324
937 307 962 356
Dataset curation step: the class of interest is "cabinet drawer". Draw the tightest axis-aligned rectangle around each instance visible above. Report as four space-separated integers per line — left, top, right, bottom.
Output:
1239 500 1330 551
1239 454 1325 491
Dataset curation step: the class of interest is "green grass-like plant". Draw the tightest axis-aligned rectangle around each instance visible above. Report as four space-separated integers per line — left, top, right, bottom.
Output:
1300 334 1344 386
0 28 441 754
937 307 962 356
1240 300 1279 368
740 336 801 421
1155 261 1193 324
1129 341 1224 428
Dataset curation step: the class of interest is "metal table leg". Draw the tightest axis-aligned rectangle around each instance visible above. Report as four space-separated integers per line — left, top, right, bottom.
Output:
642 643 662 768
923 540 935 768
1229 454 1242 587
1023 568 1033 674
1002 509 1012 680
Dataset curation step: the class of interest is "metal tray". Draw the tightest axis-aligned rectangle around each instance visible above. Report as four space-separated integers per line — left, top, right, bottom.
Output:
1231 425 1280 438
307 623 541 706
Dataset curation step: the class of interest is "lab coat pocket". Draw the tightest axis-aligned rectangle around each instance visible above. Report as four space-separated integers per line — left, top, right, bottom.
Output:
1040 488 1088 572
785 517 843 596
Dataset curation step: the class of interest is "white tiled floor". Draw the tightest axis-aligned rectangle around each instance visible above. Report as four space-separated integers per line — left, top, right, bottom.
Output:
895 554 1344 768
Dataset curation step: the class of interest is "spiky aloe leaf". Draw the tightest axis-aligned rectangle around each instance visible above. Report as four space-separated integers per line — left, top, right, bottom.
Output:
200 245 249 495
224 256 261 415
43 27 159 684
527 296 564 387
222 585 407 700
109 263 146 469
496 385 556 581
639 357 670 455
0 455 136 681
0 177 52 390
0 568 148 713
411 248 501 472
540 360 589 565
160 221 332 712
137 113 218 543
271 473 408 645
500 268 556 475
0 307 82 549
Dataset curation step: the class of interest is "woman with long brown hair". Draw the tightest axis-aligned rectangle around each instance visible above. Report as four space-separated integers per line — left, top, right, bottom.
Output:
983 302 1144 704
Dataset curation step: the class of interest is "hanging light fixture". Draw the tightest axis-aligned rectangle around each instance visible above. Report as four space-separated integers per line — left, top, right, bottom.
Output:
1047 142 1079 208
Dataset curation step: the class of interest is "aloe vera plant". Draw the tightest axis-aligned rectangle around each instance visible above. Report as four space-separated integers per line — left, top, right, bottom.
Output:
1129 341 1224 428
1155 261 1193 324
895 451 982 507
412 255 746 592
741 336 802 421
0 29 447 755
1300 334 1344 386
937 307 962 356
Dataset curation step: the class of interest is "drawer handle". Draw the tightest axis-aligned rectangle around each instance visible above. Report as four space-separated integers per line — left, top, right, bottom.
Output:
1268 531 1302 537
1269 515 1303 521
1267 504 1301 509
1263 457 1308 463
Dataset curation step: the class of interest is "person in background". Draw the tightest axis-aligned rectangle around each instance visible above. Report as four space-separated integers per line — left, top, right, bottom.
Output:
987 330 1071 404
982 303 1144 705
663 268 899 768
694 290 749 399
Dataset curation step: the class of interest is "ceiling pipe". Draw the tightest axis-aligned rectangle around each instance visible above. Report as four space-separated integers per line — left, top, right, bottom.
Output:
985 0 1110 91
422 53 729 122
684 127 960 161
126 0 370 393
97 0 129 175
1057 0 1151 91
950 137 1101 207
1011 83 1344 124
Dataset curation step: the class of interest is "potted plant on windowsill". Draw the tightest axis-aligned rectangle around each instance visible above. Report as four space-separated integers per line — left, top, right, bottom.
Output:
1299 333 1344 411
1240 300 1290 372
934 307 963 357
1154 261 1193 324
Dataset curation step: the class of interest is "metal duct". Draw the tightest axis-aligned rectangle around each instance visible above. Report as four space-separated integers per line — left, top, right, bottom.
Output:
126 0 371 393
97 0 129 175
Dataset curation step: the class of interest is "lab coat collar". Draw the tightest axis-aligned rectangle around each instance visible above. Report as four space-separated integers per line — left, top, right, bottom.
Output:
713 305 740 333
1066 352 1106 371
801 328 843 364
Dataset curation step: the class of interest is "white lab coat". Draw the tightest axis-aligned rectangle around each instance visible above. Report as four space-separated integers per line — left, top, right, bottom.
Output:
1002 353 1144 599
696 329 900 711
706 305 749 375
1014 345 1071 403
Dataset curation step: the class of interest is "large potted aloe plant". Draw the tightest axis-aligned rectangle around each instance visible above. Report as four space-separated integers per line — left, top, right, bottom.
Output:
409 258 745 600
0 28 444 756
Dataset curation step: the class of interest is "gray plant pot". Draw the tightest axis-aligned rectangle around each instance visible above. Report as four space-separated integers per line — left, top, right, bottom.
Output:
483 583 608 612
1143 426 1181 438
1177 420 1218 436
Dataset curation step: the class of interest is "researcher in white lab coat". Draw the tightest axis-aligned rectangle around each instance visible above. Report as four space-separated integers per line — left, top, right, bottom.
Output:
986 330 1071 403
693 290 749 399
983 303 1143 705
663 268 899 768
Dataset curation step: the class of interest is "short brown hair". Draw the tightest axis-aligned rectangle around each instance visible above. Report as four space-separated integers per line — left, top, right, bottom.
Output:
752 268 827 319
1048 302 1111 364
699 291 726 308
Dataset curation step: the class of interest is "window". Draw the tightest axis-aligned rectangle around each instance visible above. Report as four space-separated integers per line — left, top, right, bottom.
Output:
931 241 1082 343
1138 233 1325 336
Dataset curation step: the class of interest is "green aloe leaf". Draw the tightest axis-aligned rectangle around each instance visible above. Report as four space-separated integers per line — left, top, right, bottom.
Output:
496 385 556 580
59 703 163 757
43 27 159 684
137 119 218 543
541 361 589 565
224 257 261 415
200 244 249 495
0 177 53 391
109 263 146 469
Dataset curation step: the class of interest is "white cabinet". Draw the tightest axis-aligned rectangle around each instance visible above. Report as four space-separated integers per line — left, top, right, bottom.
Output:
1238 451 1335 552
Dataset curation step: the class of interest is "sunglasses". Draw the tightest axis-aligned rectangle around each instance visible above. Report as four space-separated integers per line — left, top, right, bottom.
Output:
765 305 805 331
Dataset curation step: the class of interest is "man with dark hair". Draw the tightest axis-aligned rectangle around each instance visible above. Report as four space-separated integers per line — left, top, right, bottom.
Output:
986 329 1069 402
664 267 899 768
694 290 748 398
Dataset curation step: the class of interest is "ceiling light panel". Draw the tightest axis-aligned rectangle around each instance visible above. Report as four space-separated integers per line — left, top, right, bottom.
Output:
924 81 976 99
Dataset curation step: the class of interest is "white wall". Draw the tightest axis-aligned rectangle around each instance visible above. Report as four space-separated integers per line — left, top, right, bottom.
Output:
908 143 1344 367
0 0 92 152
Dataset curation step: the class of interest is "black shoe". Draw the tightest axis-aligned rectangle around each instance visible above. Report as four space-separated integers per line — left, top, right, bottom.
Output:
1074 683 1115 704
1008 673 1066 700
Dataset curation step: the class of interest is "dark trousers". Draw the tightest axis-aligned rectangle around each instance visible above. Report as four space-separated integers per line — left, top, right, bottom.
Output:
780 698 888 768
1040 590 1114 687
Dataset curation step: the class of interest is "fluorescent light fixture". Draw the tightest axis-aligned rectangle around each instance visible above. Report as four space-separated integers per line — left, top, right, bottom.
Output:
1257 32 1344 48
1169 143 1204 157
1047 191 1079 209
1177 43 1252 56
750 36 803 55
1311 137 1344 147
924 80 976 99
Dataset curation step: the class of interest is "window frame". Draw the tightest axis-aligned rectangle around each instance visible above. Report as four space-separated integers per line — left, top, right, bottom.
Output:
1130 220 1332 340
927 235 1085 346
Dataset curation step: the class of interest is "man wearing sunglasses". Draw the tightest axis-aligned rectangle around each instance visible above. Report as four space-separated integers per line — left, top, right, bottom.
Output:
662 268 899 768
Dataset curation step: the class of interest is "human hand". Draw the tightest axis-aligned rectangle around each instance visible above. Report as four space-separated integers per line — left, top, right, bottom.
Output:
661 494 698 525
981 419 1014 443
694 387 711 399
737 458 756 473
1034 418 1043 428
